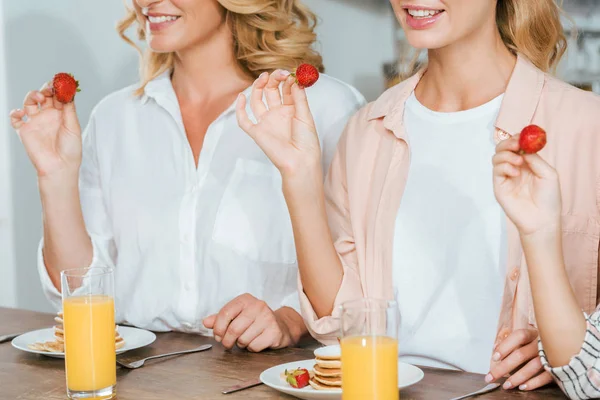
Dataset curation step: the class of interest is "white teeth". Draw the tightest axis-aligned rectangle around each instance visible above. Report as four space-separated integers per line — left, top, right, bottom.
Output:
148 15 178 23
407 9 441 18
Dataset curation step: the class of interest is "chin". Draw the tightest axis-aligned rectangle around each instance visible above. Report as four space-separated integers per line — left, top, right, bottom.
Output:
403 31 453 50
146 36 184 53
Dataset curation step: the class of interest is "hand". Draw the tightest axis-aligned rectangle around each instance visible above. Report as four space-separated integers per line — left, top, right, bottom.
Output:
203 294 296 352
486 329 553 391
492 136 561 236
236 70 322 178
9 81 82 179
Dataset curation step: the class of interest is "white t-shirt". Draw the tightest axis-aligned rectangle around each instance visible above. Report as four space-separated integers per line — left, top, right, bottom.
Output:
393 92 507 374
37 71 366 333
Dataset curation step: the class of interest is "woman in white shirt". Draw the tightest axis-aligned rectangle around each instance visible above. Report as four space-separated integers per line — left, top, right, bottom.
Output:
9 0 364 352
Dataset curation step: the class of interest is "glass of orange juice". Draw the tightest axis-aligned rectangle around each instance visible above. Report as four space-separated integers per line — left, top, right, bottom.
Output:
61 267 116 400
340 299 399 400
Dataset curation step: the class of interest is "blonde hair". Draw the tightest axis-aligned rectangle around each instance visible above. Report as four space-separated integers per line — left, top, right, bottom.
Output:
117 0 324 96
496 0 568 72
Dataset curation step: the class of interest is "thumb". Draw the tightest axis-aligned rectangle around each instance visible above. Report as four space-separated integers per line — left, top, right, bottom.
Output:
62 102 81 135
523 154 556 180
203 314 216 329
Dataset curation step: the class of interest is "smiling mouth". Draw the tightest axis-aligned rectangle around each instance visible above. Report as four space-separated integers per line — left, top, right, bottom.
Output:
405 8 445 19
147 15 181 24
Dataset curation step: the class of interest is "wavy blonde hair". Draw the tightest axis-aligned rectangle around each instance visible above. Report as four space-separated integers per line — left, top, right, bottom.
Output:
118 0 324 96
496 0 568 72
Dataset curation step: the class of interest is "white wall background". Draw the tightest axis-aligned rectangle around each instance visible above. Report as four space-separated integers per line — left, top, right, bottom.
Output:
0 0 395 312
0 0 17 309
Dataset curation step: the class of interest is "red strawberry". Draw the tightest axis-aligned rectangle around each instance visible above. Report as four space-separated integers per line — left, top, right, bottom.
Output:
292 64 319 88
519 125 547 154
285 368 310 389
53 73 81 104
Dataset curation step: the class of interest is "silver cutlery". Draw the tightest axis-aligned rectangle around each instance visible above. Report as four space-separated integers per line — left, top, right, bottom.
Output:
116 344 212 369
222 378 263 394
0 333 22 344
449 383 501 400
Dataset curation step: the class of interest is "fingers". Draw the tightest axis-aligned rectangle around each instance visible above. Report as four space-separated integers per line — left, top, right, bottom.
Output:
247 328 280 353
290 83 314 125
220 311 256 349
236 93 256 137
9 109 26 130
23 90 45 117
282 76 294 106
492 151 523 168
202 314 217 329
502 356 543 390
211 298 246 342
264 70 290 109
250 72 268 119
40 81 54 110
519 371 553 391
523 154 557 180
495 134 520 153
236 317 268 349
488 337 538 382
494 162 521 179
493 329 538 362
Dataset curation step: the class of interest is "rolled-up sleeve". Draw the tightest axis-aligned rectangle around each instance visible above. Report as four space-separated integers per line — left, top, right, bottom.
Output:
299 116 364 344
539 311 600 399
37 111 117 309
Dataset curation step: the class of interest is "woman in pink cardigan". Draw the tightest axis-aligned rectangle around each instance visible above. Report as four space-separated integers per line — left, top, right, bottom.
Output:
236 0 600 393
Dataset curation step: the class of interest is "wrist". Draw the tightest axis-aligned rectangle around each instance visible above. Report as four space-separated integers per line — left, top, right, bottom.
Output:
275 307 306 346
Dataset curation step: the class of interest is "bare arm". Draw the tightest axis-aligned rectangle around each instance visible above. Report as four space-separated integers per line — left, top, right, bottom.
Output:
10 82 91 291
39 173 92 290
521 230 586 366
236 71 344 318
492 135 586 368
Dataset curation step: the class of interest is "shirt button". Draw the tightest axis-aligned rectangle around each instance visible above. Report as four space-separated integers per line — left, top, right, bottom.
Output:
494 129 510 144
182 322 193 329
498 327 511 341
184 281 192 291
509 267 520 281
182 233 191 243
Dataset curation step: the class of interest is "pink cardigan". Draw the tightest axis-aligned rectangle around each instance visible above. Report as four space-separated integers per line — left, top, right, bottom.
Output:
299 56 600 357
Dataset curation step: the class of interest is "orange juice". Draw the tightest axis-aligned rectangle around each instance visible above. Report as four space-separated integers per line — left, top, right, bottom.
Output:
341 336 398 400
64 295 116 392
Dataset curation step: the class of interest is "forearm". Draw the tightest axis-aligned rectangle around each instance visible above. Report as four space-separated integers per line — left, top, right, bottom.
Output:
39 171 92 290
275 307 308 345
522 229 586 366
282 166 343 319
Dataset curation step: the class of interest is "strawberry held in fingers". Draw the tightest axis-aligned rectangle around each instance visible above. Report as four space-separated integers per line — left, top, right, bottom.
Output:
292 64 320 88
285 368 310 389
519 125 547 154
53 73 81 104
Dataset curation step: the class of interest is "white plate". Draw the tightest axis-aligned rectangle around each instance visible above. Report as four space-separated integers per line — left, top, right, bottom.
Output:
260 359 424 400
11 326 156 358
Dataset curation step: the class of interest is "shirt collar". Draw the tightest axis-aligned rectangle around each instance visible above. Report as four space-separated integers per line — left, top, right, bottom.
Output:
141 69 175 105
367 54 545 140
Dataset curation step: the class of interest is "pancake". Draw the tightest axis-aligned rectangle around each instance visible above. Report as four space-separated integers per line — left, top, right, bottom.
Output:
314 358 341 369
314 375 342 387
309 378 341 391
313 365 341 378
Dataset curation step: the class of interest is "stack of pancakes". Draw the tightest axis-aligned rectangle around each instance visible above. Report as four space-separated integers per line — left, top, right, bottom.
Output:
28 311 124 353
309 350 342 390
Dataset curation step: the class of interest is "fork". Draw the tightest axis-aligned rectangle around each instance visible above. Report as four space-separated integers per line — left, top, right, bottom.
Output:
116 344 212 369
449 383 501 400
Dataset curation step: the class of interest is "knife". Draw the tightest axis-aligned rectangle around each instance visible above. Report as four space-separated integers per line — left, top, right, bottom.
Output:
222 378 263 394
0 333 22 344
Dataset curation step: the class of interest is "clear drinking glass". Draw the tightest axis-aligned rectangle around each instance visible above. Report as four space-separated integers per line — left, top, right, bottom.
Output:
340 298 399 400
61 267 116 400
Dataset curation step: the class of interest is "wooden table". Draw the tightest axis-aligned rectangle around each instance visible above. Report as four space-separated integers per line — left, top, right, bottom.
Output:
0 307 566 399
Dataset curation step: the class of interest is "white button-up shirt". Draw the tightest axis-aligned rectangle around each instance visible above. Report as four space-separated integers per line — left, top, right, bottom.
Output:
38 71 365 333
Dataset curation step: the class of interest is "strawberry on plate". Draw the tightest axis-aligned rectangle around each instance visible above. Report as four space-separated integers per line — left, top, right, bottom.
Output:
285 368 310 389
519 125 547 154
53 73 81 104
292 64 319 89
